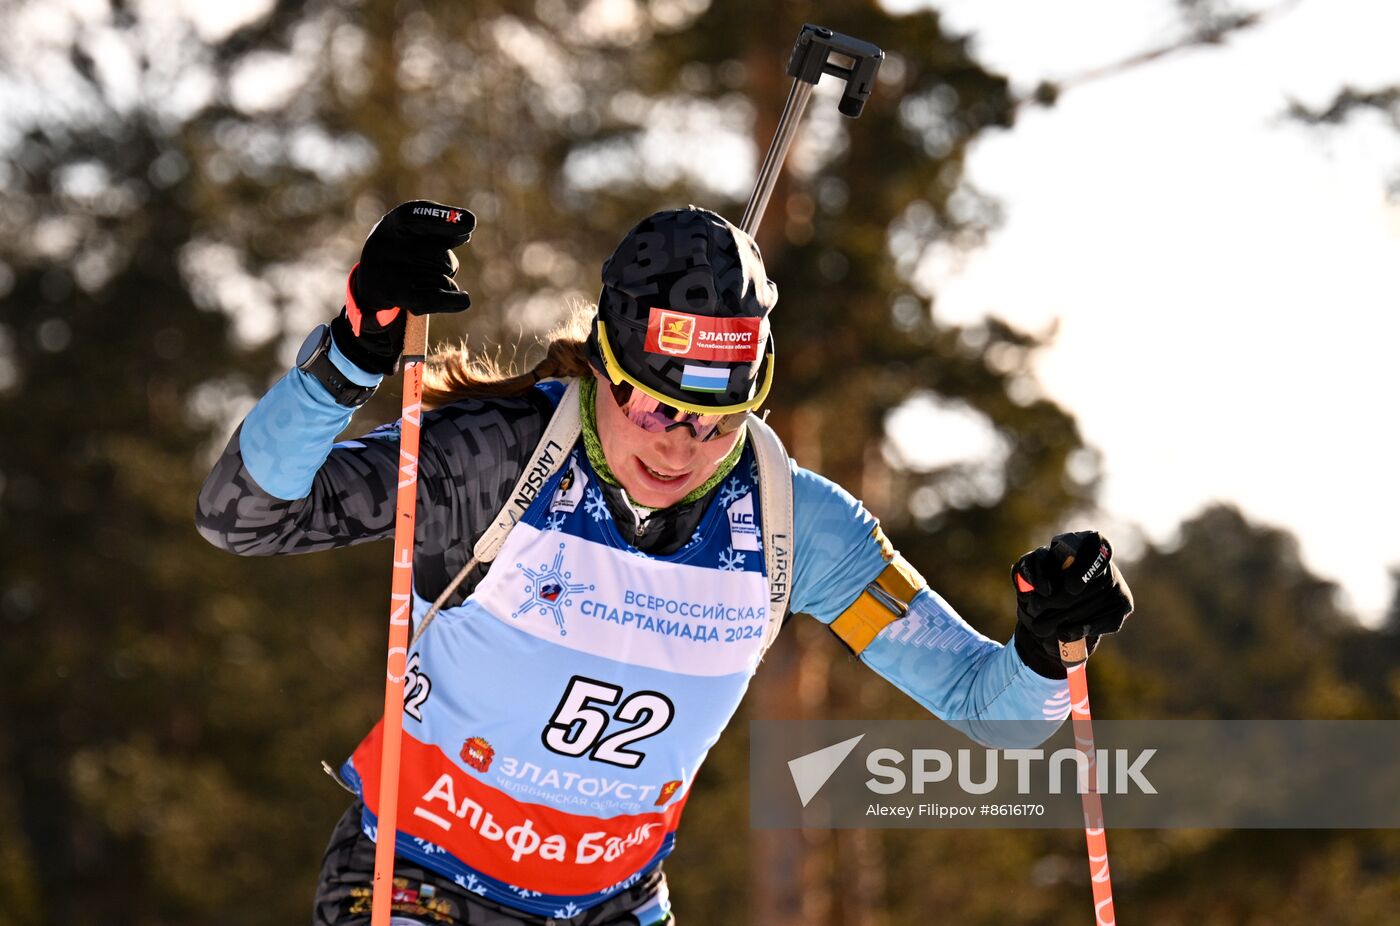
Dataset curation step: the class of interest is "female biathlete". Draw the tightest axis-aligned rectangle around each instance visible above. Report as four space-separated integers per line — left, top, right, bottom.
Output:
196 201 1134 925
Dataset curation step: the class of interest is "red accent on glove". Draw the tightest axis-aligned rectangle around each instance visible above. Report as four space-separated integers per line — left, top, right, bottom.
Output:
345 263 364 337
1015 573 1036 594
346 263 403 333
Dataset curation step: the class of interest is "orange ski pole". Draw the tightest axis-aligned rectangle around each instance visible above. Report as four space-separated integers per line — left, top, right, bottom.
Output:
1049 537 1115 925
1061 637 1116 925
369 311 428 926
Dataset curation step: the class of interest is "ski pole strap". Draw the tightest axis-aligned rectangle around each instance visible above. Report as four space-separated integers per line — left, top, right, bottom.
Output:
830 545 924 655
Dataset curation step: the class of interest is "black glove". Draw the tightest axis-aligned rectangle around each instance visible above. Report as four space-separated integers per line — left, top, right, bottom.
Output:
1011 530 1134 679
329 200 477 375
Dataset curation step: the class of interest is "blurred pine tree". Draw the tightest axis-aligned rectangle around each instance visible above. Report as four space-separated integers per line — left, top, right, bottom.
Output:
3 1 1395 923
0 1 1116 921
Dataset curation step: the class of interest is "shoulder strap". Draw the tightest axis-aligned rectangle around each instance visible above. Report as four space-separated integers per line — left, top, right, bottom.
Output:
457 388 795 656
746 414 794 659
473 378 582 563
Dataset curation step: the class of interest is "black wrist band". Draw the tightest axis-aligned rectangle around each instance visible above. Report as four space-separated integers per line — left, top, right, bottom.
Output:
296 324 378 408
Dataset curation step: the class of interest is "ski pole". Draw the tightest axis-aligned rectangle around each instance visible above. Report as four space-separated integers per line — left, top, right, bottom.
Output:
739 23 884 236
370 311 429 926
1055 542 1116 926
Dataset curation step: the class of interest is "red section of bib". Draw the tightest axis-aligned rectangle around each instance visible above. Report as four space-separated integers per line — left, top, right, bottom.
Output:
351 723 688 895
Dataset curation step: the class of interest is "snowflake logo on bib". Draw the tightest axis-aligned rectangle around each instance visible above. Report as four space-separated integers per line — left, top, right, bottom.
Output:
717 476 745 509
514 543 595 635
584 486 608 521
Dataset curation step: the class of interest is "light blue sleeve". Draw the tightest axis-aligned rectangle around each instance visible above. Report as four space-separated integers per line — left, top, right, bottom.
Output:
789 464 1070 747
238 339 383 501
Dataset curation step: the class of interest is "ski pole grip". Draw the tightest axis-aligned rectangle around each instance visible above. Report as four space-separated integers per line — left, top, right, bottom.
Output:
786 24 884 117
1059 637 1089 665
1052 538 1090 666
404 312 428 361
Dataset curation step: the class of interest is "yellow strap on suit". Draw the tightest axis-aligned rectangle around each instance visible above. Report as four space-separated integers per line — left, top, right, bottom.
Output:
829 526 925 655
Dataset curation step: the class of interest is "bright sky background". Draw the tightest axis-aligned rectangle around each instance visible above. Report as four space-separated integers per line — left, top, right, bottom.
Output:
21 0 1394 623
887 0 1400 623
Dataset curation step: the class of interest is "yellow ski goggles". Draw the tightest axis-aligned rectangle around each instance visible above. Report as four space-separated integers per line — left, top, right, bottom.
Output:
593 317 775 419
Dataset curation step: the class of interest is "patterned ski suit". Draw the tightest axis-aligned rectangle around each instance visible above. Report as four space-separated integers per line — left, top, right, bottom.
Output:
196 348 1071 924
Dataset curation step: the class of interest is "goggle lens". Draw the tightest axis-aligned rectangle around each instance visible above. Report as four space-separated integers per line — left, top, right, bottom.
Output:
609 382 747 442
